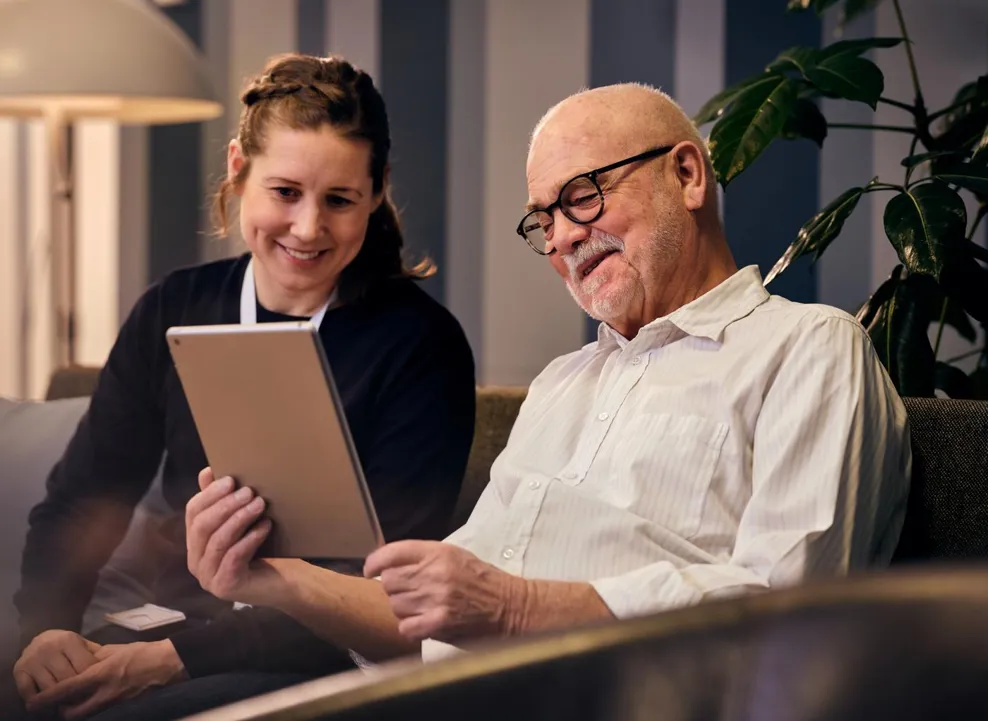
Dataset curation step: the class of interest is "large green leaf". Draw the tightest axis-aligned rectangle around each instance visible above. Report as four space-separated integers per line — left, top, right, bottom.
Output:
767 46 819 76
934 361 974 399
939 240 988 324
862 268 937 397
855 265 902 328
781 98 828 146
935 163 988 195
933 75 988 157
766 185 864 284
817 36 902 61
883 182 967 280
708 76 799 186
693 73 775 126
901 150 961 168
805 54 884 108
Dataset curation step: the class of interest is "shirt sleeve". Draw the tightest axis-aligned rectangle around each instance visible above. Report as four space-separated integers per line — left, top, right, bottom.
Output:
15 285 168 646
590 315 912 619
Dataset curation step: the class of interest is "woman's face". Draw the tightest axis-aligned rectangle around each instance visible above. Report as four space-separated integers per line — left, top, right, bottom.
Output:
228 124 381 311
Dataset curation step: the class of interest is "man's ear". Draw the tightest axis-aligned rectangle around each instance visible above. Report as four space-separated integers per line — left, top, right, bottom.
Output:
673 141 708 213
226 139 248 195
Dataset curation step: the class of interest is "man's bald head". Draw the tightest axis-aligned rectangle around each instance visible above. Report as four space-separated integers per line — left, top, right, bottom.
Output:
531 83 709 163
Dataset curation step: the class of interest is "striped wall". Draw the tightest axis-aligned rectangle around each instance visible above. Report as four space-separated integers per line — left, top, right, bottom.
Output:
0 0 984 398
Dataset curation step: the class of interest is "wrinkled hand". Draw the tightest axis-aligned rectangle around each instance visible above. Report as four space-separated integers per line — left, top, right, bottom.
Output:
26 640 187 720
364 541 521 644
186 467 290 606
13 630 100 706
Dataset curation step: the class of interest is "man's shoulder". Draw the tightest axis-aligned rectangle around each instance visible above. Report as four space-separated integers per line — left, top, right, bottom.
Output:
755 296 868 340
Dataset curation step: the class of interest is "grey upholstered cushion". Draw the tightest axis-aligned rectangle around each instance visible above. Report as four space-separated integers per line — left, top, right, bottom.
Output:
893 398 988 563
0 395 171 660
0 396 91 658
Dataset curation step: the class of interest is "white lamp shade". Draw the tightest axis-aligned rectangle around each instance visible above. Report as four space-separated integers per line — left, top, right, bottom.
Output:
0 0 222 123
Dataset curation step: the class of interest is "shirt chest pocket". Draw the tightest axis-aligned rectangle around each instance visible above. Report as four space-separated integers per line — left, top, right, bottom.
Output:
607 413 729 540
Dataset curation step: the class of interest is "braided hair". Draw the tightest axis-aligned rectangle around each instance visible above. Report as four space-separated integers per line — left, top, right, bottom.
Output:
212 53 434 301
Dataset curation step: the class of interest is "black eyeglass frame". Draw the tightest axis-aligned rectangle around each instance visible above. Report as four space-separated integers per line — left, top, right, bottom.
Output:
515 145 675 255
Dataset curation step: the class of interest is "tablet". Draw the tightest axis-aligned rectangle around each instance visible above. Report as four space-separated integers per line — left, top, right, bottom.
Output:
165 321 384 560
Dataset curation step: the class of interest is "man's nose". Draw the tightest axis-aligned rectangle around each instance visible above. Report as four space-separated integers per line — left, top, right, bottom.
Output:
551 209 591 256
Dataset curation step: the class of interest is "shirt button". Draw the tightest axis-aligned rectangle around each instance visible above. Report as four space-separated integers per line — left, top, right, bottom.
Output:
502 547 515 560
598 412 609 421
632 355 642 365
563 470 577 480
528 480 541 490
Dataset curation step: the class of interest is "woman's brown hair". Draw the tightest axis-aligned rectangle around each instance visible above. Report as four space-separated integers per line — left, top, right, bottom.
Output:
212 53 434 301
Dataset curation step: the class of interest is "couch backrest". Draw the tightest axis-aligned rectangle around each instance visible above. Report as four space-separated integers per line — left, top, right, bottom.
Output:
892 397 988 563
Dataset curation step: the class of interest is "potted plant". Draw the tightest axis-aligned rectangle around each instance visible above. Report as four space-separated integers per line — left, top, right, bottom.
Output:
694 0 988 399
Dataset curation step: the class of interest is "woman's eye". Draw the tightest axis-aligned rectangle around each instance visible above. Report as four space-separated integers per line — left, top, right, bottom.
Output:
326 195 354 208
273 187 299 200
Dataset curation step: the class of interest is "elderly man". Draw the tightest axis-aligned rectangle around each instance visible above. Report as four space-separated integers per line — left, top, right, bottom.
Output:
184 83 911 664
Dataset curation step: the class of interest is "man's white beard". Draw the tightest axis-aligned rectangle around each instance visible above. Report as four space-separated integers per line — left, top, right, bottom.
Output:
564 224 684 324
563 230 630 321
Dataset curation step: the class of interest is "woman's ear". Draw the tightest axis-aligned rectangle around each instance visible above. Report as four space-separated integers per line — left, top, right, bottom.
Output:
674 141 708 213
227 139 247 195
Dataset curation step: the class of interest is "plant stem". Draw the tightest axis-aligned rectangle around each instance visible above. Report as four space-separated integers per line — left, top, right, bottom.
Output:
933 297 949 359
878 97 916 113
892 0 924 109
904 135 920 185
828 123 916 133
944 346 985 364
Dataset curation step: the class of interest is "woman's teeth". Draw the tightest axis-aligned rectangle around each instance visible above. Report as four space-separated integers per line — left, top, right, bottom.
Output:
282 246 321 261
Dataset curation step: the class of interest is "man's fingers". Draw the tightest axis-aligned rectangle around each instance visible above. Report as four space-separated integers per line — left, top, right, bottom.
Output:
379 567 422 596
197 497 267 585
397 609 446 642
364 540 434 578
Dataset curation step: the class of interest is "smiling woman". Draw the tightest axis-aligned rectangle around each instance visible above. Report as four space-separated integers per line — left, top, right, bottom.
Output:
6 53 476 721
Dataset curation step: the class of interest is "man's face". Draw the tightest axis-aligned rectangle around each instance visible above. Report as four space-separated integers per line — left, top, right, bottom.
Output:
526 130 688 331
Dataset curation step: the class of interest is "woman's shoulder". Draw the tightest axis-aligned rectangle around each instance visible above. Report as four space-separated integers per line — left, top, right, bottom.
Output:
152 253 249 300
364 279 468 344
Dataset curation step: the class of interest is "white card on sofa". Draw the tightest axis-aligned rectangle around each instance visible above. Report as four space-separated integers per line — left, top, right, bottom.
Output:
104 603 186 631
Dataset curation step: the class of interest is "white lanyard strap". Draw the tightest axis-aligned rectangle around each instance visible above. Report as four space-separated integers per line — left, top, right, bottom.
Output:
239 256 335 328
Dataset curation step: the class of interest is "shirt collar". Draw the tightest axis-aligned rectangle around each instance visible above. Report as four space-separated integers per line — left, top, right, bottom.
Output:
596 265 770 346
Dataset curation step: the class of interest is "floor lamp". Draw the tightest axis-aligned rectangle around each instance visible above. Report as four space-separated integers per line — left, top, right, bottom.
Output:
0 0 222 391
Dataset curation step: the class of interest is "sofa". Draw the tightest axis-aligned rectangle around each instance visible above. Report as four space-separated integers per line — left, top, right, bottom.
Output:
2 366 988 665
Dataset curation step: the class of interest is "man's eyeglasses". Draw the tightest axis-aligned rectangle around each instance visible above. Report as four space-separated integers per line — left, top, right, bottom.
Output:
516 145 674 256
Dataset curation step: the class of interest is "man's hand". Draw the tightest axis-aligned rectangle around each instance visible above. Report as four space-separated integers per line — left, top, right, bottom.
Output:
13 630 100 706
364 541 523 644
26 640 188 720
